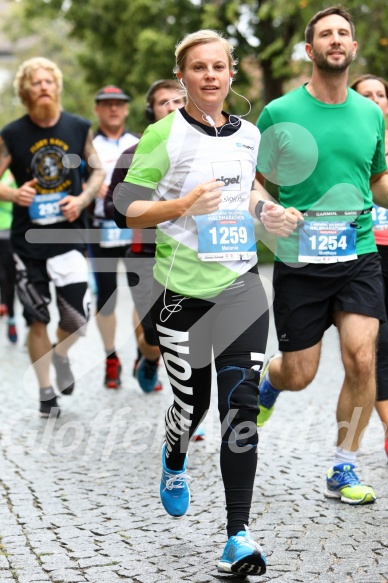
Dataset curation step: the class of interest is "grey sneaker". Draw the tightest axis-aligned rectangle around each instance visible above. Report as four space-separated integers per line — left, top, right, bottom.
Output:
52 347 75 395
39 387 60 418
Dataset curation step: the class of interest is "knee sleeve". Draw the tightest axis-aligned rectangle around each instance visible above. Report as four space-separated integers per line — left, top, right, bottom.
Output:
142 313 158 346
218 366 260 448
14 255 50 324
57 283 90 336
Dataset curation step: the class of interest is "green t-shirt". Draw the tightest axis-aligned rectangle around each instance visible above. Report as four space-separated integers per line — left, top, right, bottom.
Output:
257 85 387 263
0 170 16 231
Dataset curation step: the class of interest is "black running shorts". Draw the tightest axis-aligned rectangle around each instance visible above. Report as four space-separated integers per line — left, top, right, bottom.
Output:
14 251 90 334
273 252 386 352
125 250 158 346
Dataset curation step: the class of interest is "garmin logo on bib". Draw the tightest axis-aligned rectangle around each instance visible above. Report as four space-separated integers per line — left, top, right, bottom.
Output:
298 220 357 263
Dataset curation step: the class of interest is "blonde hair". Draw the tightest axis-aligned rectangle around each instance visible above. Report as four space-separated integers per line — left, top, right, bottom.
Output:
14 57 63 105
350 74 388 99
174 30 237 76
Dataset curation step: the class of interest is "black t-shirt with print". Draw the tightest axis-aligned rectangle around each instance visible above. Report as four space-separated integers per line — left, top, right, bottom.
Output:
1 111 91 259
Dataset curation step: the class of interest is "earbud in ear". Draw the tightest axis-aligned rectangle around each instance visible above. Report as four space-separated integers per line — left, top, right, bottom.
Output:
179 78 185 88
229 78 233 87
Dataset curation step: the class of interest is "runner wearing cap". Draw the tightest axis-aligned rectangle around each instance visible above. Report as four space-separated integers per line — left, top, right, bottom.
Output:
90 85 139 388
94 86 130 102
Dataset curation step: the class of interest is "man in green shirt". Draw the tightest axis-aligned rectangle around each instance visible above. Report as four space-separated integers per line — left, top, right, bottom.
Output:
256 6 388 504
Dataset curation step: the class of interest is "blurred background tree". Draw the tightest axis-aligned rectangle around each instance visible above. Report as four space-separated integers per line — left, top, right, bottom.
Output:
1 0 387 132
0 0 387 264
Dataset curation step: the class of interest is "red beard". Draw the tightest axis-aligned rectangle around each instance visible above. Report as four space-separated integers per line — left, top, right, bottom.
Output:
27 97 61 123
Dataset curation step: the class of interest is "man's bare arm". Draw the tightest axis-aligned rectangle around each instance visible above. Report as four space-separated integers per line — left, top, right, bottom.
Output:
255 171 266 187
78 128 105 209
371 171 388 208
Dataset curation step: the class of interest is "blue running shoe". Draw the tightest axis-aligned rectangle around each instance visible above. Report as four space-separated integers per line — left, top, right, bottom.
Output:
136 356 158 393
324 463 376 505
218 526 266 575
160 443 190 517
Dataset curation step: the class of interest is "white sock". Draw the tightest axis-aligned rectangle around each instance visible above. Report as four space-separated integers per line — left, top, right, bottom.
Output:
333 447 357 468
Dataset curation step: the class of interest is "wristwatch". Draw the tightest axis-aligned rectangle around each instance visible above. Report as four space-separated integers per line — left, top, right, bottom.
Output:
254 200 265 222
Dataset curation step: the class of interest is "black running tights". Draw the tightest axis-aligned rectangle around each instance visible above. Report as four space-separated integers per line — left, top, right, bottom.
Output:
150 273 269 537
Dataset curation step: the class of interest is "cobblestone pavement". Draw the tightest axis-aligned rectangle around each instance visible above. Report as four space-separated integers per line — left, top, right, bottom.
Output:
0 265 387 583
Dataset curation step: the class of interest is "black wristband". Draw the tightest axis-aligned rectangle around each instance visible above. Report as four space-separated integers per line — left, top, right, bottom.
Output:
255 200 265 222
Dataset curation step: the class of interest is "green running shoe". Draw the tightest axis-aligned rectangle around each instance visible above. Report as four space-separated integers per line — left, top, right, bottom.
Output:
257 404 275 427
257 355 281 427
324 463 376 505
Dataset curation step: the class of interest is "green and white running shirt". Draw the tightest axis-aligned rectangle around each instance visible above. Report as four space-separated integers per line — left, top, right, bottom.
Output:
124 110 261 298
257 85 387 263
